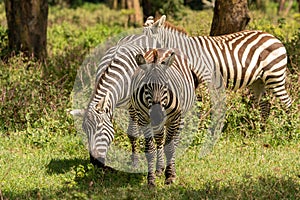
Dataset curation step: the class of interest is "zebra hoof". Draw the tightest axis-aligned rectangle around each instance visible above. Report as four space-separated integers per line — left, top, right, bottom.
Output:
164 164 176 185
155 168 165 177
164 176 176 185
147 180 156 187
147 173 156 187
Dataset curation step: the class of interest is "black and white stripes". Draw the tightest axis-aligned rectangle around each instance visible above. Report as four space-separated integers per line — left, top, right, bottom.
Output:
143 16 292 117
129 48 196 186
82 34 161 168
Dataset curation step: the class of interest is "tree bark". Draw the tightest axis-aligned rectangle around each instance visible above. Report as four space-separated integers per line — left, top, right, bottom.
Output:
210 0 250 36
284 0 294 16
278 0 286 15
142 0 154 22
127 0 143 27
4 0 48 60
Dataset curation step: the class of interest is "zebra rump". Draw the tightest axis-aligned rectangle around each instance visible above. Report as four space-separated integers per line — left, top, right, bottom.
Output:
143 15 292 156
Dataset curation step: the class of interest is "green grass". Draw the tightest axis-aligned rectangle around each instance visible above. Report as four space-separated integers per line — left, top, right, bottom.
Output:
0 2 300 199
1 133 299 199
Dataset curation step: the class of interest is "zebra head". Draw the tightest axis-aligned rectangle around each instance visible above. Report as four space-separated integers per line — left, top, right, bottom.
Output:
135 49 175 126
143 15 166 44
82 95 114 167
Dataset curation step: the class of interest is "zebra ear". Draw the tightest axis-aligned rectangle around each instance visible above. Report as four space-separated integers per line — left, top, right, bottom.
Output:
135 54 146 65
153 15 166 27
144 16 154 26
135 54 150 71
161 52 175 70
159 15 166 26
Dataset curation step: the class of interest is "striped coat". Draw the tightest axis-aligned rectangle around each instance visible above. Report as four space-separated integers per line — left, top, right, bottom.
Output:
129 48 196 186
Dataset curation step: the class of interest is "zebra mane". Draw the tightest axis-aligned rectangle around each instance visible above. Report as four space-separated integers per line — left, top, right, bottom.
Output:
162 21 188 35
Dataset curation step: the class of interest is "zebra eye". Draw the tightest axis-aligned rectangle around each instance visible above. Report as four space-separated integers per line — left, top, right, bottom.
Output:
161 61 166 65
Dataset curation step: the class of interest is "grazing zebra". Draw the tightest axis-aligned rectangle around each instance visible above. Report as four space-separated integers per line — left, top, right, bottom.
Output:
143 15 292 120
82 34 162 169
129 48 196 186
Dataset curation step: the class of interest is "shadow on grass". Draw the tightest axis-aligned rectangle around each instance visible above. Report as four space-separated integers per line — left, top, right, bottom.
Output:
180 175 300 199
3 173 300 199
46 157 146 186
47 158 90 174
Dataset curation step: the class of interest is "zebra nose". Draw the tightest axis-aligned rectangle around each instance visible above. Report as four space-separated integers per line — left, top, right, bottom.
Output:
149 104 165 126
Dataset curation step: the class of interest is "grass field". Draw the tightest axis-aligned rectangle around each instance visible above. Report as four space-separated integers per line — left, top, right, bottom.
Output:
0 2 300 199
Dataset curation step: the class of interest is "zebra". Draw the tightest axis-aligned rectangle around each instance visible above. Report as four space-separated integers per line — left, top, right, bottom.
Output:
143 15 292 118
81 34 163 169
129 48 196 186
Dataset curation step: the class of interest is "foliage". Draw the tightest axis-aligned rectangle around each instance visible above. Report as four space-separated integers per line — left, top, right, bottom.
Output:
158 0 185 20
0 2 300 199
0 25 8 58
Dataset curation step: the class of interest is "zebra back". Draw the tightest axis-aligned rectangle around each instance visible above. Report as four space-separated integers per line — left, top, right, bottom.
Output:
143 15 291 109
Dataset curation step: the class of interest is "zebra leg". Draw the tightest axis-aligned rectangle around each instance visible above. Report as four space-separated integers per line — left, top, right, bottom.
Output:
266 76 292 111
250 79 270 123
143 127 156 187
154 127 165 177
163 120 182 185
164 135 177 185
127 118 139 168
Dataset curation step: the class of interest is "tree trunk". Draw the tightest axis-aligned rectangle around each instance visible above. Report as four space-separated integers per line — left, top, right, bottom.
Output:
106 0 117 9
210 0 250 36
284 0 294 16
4 0 48 60
142 0 154 22
126 0 143 27
278 0 286 15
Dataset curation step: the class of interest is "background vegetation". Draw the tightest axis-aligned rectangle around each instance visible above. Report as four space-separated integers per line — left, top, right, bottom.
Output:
0 1 299 199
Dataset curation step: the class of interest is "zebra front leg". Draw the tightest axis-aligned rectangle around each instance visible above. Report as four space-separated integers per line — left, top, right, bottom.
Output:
163 122 181 185
164 137 176 185
154 126 165 177
143 127 157 186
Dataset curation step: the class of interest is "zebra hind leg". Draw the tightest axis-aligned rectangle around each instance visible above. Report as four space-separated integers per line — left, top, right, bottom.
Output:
127 113 140 168
259 100 271 123
249 79 270 124
128 134 139 168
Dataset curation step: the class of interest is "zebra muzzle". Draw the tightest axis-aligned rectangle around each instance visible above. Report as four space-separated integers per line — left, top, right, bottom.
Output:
149 104 165 126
